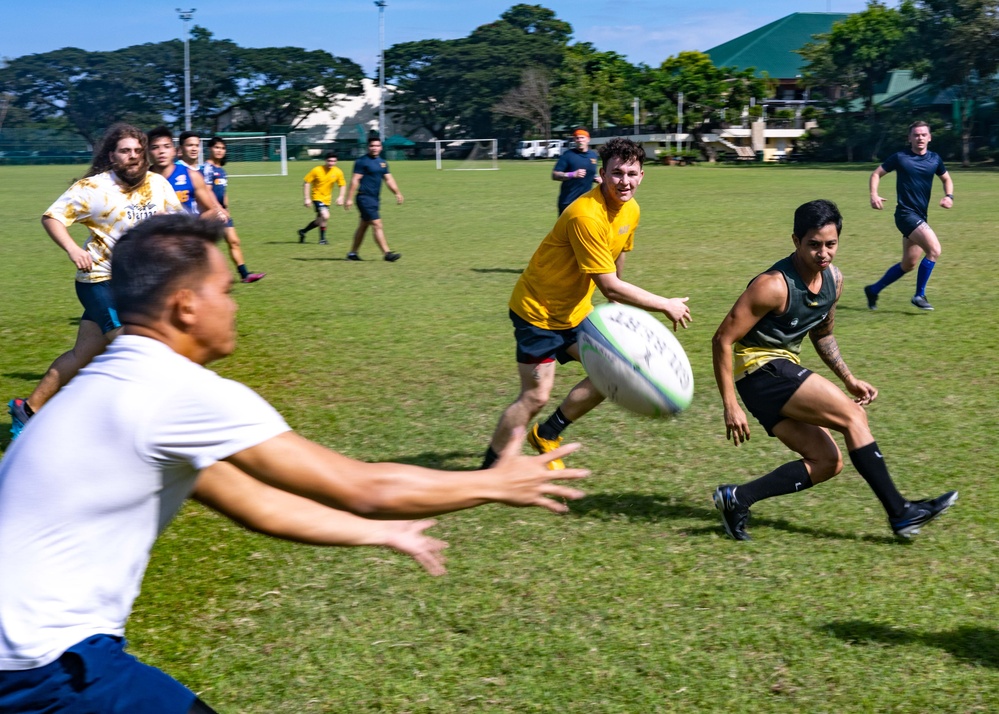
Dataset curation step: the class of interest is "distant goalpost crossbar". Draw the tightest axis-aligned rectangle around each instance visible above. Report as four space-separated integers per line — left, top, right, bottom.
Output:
199 135 288 177
434 138 499 170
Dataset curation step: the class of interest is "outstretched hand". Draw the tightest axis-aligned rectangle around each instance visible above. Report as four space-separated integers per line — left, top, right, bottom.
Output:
663 297 691 331
381 519 448 576
490 426 588 513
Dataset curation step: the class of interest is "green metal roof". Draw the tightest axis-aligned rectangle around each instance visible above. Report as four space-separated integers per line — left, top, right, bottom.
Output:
705 12 849 78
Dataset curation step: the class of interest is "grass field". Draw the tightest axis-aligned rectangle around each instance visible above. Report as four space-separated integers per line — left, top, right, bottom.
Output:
1 159 997 713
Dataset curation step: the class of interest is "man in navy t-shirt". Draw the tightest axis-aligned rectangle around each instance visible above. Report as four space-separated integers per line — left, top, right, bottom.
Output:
552 128 602 215
344 136 403 262
865 121 954 311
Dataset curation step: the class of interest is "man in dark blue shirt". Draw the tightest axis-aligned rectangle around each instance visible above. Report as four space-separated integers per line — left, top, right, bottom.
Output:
865 121 954 311
344 137 403 262
552 128 601 215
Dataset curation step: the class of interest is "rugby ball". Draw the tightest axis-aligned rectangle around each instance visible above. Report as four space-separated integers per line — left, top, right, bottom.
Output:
578 303 693 418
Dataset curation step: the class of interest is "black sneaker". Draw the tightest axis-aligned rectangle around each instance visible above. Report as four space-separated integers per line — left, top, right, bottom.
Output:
889 491 957 537
298 229 306 243
713 485 751 541
384 252 401 262
318 239 328 245
346 252 362 261
911 295 934 311
864 285 879 310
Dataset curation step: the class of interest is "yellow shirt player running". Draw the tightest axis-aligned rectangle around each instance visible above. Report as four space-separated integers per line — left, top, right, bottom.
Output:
483 137 692 471
299 152 346 245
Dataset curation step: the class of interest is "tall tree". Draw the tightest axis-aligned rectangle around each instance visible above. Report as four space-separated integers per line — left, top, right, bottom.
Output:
550 43 642 132
492 67 553 139
910 0 999 165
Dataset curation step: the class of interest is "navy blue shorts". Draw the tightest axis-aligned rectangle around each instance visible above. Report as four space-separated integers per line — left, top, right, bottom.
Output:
510 309 580 365
357 196 380 222
75 280 120 334
313 201 329 216
0 634 196 713
736 359 813 437
894 209 926 238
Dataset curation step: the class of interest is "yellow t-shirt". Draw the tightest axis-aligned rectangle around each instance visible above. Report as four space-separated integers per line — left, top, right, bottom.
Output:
510 185 638 330
303 165 345 204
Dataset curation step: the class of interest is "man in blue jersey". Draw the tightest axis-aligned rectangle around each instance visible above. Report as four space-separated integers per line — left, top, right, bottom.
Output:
148 127 226 221
202 136 266 283
711 199 957 541
552 128 601 215
344 136 402 262
865 121 954 311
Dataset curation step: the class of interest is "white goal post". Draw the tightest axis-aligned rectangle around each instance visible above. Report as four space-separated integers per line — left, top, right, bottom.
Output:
198 135 288 177
434 138 499 171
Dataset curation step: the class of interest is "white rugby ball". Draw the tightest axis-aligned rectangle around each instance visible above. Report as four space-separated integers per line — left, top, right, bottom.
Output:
578 303 693 418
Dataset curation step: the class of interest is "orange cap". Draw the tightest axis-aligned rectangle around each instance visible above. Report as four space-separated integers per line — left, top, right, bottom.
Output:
573 128 590 138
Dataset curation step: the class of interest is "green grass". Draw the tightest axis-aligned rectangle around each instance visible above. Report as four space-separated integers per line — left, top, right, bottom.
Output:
2 160 998 713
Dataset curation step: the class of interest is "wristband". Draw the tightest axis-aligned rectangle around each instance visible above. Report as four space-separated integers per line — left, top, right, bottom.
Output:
945 193 954 199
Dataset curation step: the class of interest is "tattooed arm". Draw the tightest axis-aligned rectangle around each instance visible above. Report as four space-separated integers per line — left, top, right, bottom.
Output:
809 267 878 406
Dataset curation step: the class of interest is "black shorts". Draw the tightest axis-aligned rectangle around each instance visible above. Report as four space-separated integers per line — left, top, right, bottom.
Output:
313 201 330 216
510 309 579 365
894 209 926 238
357 196 380 222
736 359 813 437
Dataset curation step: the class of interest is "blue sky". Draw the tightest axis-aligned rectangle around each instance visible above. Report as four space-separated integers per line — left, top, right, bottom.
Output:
3 1 881 73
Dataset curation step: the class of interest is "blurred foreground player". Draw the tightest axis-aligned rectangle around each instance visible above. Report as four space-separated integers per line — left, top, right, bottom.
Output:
711 199 956 540
0 213 586 713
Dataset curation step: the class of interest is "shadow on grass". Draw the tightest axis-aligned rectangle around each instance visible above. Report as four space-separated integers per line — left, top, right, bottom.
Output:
837 304 928 317
822 620 999 668
386 449 481 470
4 372 46 381
570 492 901 544
289 256 355 262
471 268 523 275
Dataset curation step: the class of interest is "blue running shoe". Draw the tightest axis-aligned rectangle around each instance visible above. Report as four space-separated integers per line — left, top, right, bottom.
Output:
8 398 31 440
889 491 958 537
713 485 751 541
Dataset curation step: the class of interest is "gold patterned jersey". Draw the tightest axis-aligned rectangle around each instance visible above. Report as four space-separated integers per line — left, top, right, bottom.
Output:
44 171 184 283
510 185 638 330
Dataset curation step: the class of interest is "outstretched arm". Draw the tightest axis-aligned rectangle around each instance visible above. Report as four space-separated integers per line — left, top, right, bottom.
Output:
194 461 448 575
224 427 587 520
591 269 691 330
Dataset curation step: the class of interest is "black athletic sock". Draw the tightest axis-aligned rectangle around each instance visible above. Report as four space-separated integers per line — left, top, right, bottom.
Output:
537 407 572 441
736 460 812 508
302 221 317 233
481 446 499 469
23 401 35 418
849 441 907 518
320 228 326 241
237 264 249 279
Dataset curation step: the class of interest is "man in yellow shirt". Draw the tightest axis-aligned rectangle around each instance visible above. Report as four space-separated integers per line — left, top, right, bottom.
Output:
299 152 346 245
482 137 692 470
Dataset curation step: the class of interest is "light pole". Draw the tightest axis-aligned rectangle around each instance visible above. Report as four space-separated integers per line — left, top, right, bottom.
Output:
375 0 386 141
176 8 196 131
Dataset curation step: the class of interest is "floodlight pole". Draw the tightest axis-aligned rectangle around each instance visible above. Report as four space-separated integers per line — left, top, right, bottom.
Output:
177 8 196 131
375 0 387 141
633 97 639 136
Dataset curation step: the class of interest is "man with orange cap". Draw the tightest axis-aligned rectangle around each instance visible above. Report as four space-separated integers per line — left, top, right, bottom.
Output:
552 128 602 215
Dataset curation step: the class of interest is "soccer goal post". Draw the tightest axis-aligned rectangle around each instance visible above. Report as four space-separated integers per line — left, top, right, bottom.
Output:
200 135 288 177
434 138 499 170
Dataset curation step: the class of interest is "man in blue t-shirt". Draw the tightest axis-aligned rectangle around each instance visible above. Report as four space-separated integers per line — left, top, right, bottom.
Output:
865 121 954 311
344 136 403 262
552 128 602 215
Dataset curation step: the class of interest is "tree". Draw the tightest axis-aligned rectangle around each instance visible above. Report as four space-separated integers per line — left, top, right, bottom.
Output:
910 0 999 166
492 67 553 139
550 43 643 131
231 47 363 131
645 52 768 136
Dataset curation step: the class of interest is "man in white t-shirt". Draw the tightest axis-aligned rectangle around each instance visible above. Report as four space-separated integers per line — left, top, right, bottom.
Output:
0 213 587 714
7 122 184 439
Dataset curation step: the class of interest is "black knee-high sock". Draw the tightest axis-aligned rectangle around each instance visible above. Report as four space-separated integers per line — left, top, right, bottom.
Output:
849 441 907 518
481 446 499 469
302 220 317 233
736 460 812 508
537 407 572 440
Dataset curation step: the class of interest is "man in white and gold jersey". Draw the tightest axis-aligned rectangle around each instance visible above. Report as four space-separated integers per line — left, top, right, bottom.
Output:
7 123 184 438
481 137 692 471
